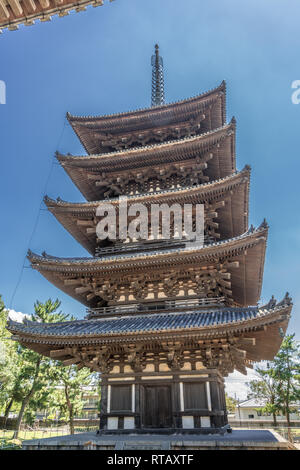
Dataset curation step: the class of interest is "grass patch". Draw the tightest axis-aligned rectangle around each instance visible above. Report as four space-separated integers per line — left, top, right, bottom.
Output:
0 426 98 445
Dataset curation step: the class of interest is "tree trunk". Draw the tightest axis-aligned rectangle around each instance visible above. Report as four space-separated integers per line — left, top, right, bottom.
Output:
286 355 292 442
286 407 291 426
4 398 13 419
13 358 41 439
270 395 277 427
13 396 29 439
69 407 74 435
64 384 74 435
286 406 292 442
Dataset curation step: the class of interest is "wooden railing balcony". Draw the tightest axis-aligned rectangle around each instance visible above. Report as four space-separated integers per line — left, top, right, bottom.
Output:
86 297 226 319
94 236 216 258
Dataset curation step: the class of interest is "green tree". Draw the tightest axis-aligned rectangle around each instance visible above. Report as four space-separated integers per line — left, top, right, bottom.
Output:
8 299 69 438
247 334 300 432
225 393 237 413
48 363 96 434
272 334 300 430
0 296 20 421
246 366 279 426
0 295 11 391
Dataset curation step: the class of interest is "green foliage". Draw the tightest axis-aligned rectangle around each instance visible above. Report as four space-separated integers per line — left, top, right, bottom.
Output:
247 334 300 426
0 298 71 436
225 393 237 413
11 299 66 407
0 296 20 415
32 299 69 324
47 362 96 433
272 334 300 421
0 298 99 436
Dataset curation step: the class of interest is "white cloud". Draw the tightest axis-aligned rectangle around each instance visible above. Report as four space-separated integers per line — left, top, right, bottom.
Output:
7 309 30 323
225 368 261 401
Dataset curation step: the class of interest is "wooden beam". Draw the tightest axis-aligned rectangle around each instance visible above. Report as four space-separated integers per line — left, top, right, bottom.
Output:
238 338 256 346
198 175 210 182
86 292 97 301
75 286 91 294
217 278 231 289
232 347 247 359
88 173 104 180
63 357 81 366
214 201 226 209
23 0 37 11
206 211 218 219
50 348 72 358
64 279 82 286
77 219 94 227
219 287 232 296
245 362 254 369
8 0 23 15
224 261 239 269
193 162 207 170
219 272 231 280
235 364 247 375
38 0 50 7
208 221 219 229
0 0 10 18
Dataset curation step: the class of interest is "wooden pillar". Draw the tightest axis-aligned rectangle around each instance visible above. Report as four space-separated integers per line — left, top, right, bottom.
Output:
99 378 108 431
210 378 222 427
134 377 141 429
220 381 228 425
172 379 181 429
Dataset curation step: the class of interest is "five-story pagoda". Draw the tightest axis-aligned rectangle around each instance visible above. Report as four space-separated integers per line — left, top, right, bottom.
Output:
8 45 292 434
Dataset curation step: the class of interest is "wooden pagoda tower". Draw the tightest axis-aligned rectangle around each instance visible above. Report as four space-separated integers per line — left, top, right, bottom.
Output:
8 46 292 434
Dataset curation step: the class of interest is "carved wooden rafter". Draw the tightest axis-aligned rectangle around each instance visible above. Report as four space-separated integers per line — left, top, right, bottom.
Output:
0 0 106 32
89 155 214 198
124 345 146 372
79 195 224 244
49 335 255 376
61 262 238 306
161 342 185 371
95 113 207 151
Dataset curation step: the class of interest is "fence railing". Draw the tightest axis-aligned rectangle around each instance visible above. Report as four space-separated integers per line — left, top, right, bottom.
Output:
94 236 216 258
87 296 226 318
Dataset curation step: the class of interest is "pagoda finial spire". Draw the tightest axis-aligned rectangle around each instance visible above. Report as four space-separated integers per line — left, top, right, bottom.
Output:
151 44 165 107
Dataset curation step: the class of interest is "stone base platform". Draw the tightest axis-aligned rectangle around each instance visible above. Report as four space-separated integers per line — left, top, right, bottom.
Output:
22 429 294 450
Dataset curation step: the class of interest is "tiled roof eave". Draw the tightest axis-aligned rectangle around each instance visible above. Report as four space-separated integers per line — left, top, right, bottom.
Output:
7 304 291 346
45 168 250 211
57 121 233 167
27 226 268 271
66 81 226 124
0 0 106 33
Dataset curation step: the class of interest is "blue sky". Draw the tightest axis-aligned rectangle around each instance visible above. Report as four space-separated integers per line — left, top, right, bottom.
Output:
0 0 299 340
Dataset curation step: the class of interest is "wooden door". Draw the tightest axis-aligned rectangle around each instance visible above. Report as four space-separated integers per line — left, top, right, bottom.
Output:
143 385 172 428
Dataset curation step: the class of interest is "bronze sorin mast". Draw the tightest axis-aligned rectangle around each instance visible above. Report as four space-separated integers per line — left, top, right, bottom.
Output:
151 44 165 107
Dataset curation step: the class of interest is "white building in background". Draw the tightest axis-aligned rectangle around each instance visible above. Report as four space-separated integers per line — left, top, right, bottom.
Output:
234 398 300 422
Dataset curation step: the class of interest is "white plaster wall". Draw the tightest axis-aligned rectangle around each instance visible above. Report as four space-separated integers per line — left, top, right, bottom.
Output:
124 417 135 429
182 416 194 429
107 417 118 430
